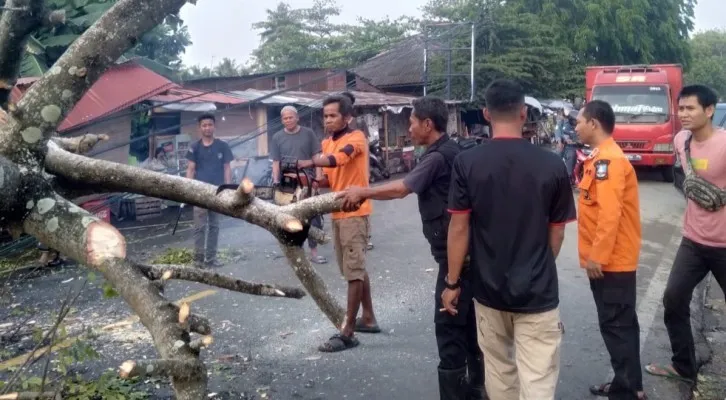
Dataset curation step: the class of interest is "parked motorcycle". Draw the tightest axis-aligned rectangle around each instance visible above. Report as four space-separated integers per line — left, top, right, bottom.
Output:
571 143 590 186
369 138 390 183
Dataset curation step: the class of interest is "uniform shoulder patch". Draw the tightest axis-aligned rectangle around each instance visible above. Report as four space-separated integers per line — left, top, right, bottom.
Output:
594 159 610 180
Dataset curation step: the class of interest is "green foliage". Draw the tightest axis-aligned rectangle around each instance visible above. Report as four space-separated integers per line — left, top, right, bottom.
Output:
684 30 726 99
7 339 148 399
101 281 119 298
510 0 695 67
420 0 696 99
249 0 417 72
20 0 191 76
0 248 42 275
151 247 194 264
423 0 582 99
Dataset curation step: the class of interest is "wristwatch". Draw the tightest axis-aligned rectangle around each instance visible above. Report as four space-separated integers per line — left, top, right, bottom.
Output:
444 276 460 290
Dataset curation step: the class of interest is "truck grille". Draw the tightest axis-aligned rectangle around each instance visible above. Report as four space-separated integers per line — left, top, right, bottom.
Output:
616 141 648 150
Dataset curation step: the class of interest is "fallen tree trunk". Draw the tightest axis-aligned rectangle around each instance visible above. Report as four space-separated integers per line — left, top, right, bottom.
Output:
0 0 348 398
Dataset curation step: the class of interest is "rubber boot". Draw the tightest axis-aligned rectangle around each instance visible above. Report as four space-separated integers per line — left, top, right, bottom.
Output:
438 366 468 400
467 355 487 400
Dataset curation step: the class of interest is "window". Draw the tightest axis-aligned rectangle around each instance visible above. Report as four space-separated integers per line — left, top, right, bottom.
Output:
274 75 286 90
592 85 670 124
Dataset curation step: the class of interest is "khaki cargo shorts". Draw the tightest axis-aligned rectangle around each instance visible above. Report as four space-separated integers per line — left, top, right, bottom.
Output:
332 216 370 282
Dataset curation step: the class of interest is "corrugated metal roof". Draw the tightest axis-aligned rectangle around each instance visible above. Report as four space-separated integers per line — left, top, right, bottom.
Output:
229 89 436 107
228 89 301 105
57 61 176 132
149 87 246 104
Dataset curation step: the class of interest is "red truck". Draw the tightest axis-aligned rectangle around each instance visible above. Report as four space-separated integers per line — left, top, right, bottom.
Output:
585 64 683 182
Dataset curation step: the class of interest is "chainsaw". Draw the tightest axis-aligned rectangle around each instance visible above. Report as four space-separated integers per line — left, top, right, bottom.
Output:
273 156 317 206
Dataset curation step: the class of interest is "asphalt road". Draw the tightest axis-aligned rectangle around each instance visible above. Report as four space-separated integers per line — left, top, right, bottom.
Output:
0 171 697 399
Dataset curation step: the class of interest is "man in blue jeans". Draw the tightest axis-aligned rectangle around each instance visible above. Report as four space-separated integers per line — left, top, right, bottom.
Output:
186 113 234 268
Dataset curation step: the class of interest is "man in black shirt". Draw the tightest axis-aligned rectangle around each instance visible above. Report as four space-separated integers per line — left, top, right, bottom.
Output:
442 79 576 400
186 113 234 268
338 96 485 400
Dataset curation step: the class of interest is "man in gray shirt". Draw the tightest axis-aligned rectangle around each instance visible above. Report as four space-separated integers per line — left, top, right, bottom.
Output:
270 105 327 264
186 113 234 268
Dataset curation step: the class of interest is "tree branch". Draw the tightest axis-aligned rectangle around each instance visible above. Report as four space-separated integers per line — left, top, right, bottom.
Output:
44 143 345 233
21 193 208 398
279 245 346 328
0 0 44 110
1 0 190 157
52 133 109 154
43 145 348 326
119 359 204 380
136 263 307 299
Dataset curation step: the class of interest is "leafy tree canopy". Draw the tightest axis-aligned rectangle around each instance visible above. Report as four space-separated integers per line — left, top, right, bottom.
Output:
16 0 191 77
249 0 417 72
180 57 251 80
684 29 726 100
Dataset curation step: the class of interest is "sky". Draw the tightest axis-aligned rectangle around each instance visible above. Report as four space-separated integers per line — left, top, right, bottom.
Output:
179 0 724 68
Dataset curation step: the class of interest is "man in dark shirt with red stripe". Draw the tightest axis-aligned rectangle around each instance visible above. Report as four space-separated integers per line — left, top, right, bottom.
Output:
442 79 576 400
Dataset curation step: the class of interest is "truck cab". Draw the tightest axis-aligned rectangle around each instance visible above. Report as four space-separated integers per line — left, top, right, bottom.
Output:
585 64 683 182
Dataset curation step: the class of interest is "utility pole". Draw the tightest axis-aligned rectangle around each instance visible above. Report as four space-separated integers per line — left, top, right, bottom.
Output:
422 22 476 101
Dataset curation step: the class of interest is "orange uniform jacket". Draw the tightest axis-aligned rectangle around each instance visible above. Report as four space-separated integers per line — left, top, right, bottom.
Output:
321 129 372 220
577 137 641 272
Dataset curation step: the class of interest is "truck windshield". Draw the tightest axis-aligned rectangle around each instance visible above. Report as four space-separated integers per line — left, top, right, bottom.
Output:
592 85 669 124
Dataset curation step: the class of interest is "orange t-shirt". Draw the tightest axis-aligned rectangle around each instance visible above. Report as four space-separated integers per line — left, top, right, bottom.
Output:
577 137 641 272
322 129 372 220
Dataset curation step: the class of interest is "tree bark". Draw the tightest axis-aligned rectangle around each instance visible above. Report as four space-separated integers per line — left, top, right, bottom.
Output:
0 0 190 159
21 193 209 397
136 263 308 299
0 0 351 397
0 0 44 110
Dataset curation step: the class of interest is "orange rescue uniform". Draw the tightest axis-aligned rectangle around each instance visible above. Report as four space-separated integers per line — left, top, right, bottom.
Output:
321 128 372 220
577 137 641 272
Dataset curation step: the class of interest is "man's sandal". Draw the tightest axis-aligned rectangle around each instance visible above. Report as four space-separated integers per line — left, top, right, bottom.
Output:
318 333 359 353
589 383 648 399
644 363 695 384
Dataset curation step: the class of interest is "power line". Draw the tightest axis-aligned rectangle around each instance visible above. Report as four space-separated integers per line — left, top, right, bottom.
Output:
57 25 464 136
0 24 467 256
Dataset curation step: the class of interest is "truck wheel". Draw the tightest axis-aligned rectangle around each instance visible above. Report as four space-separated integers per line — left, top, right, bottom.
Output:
661 166 675 183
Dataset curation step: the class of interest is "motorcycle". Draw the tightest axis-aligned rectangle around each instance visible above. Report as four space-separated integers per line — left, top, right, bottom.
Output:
570 143 591 186
369 138 390 183
450 132 486 149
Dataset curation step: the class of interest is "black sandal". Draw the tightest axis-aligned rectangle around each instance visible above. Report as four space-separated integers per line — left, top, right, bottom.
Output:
318 333 359 353
589 383 648 399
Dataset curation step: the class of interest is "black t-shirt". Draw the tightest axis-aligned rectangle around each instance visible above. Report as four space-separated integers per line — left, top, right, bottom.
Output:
448 138 576 313
186 138 234 185
403 152 447 195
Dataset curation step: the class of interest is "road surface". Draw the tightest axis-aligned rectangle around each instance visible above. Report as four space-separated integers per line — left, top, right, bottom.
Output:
0 173 699 399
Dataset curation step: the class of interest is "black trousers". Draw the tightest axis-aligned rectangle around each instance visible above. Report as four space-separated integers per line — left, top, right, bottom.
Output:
663 237 726 379
590 271 643 400
434 262 484 386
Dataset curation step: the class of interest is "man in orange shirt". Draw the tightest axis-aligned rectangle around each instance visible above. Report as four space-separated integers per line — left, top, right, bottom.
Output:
298 94 379 352
574 100 646 400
